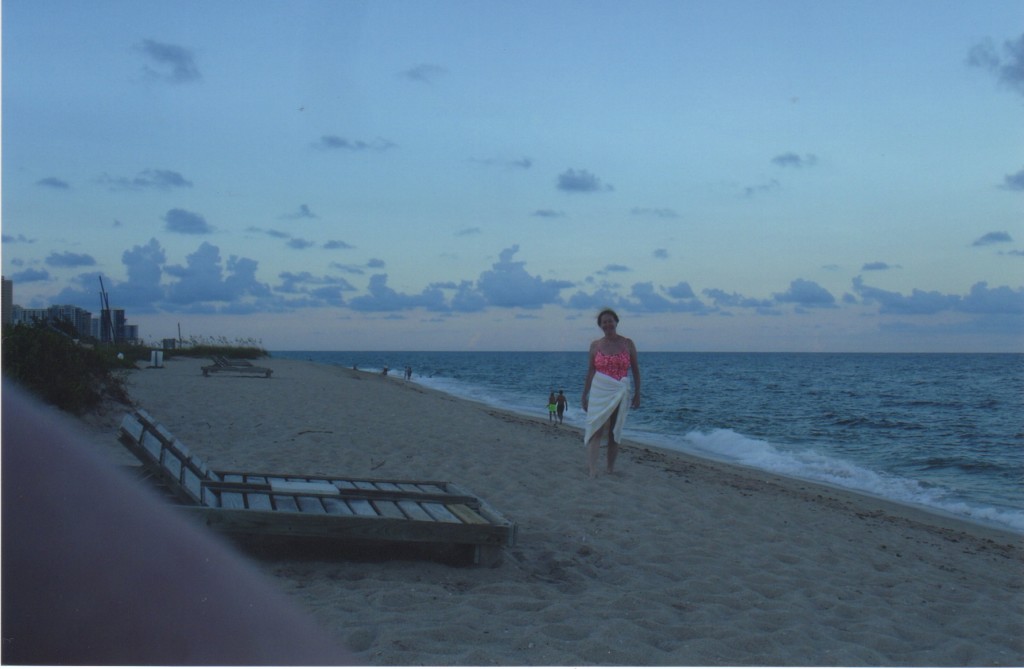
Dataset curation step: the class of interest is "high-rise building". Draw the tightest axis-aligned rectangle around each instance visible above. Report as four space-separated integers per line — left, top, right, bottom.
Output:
48 305 93 339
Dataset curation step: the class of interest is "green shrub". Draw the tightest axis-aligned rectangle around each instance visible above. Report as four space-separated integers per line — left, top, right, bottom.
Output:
2 323 131 414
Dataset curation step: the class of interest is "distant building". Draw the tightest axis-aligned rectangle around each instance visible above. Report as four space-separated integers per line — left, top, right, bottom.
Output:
5 277 139 343
13 304 94 338
50 304 94 339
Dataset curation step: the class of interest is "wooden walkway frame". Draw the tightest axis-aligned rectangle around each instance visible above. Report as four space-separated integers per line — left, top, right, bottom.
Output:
201 356 273 378
118 410 517 565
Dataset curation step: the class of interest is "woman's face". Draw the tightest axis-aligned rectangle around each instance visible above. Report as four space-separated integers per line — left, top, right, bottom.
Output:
599 312 618 335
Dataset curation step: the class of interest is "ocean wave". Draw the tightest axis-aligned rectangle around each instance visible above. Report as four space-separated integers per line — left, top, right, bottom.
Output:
638 427 1024 534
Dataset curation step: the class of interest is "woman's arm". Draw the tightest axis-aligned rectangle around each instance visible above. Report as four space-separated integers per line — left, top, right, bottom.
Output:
628 338 641 408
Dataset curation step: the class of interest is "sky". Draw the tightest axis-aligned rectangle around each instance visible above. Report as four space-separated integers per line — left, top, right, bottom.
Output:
2 0 1022 352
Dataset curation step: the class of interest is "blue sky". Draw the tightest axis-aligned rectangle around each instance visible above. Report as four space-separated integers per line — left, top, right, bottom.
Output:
3 0 1022 351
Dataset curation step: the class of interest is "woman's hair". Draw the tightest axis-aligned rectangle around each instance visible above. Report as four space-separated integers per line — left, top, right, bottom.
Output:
596 308 620 326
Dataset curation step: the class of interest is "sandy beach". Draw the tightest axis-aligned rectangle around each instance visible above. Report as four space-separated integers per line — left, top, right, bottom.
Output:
73 356 1022 666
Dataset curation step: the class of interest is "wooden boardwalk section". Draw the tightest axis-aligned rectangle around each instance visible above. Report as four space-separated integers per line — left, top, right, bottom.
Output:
118 410 517 565
201 356 273 377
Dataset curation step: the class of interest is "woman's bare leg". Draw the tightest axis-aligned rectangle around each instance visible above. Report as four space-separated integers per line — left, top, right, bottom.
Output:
606 410 619 473
586 425 605 478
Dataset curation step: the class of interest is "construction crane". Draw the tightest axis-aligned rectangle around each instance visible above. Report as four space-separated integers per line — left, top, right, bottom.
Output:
98 275 115 343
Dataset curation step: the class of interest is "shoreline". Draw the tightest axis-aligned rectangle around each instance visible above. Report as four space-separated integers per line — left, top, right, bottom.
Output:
277 350 1024 537
74 356 1022 665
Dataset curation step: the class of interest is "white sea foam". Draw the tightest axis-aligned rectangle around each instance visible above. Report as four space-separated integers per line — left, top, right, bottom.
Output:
639 427 1024 533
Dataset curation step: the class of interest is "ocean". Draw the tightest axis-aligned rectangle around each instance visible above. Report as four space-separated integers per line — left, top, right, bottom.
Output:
273 351 1023 534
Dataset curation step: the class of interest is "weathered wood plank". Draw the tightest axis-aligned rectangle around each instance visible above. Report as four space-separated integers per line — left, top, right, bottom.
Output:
219 491 245 510
201 486 219 507
397 500 434 522
141 431 163 461
120 414 145 443
182 468 204 502
246 493 273 510
172 439 192 461
161 450 183 483
422 502 460 523
272 495 300 512
272 480 338 495
347 498 378 517
448 503 489 525
322 498 354 515
372 500 407 519
154 423 175 444
296 496 327 513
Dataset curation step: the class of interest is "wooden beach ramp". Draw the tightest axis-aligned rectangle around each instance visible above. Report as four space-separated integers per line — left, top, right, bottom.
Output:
117 409 517 566
201 356 273 378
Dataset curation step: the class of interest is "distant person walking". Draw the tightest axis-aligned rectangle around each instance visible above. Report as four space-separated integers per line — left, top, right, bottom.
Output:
555 390 568 425
582 308 641 478
547 391 557 423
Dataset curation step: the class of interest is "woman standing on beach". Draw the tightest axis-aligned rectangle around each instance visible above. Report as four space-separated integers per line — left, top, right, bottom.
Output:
582 308 641 478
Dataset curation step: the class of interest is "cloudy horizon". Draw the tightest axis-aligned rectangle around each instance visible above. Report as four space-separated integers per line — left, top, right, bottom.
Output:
3 1 1021 352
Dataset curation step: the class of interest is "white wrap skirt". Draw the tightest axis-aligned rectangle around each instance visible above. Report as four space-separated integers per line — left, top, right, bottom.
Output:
584 372 631 445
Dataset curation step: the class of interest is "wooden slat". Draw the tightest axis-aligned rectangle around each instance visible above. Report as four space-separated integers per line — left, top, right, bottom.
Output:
353 481 377 491
372 500 407 519
272 496 300 512
220 491 245 509
172 439 192 461
296 496 327 513
120 414 145 443
322 498 354 515
246 493 273 510
223 473 244 483
161 450 183 482
422 502 459 523
272 480 338 495
191 455 208 474
202 486 220 507
141 432 163 461
448 503 489 525
154 423 175 444
347 499 378 516
182 468 203 502
397 500 433 521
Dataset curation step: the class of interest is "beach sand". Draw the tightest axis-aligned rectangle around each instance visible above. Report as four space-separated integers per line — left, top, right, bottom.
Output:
76 356 1022 666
